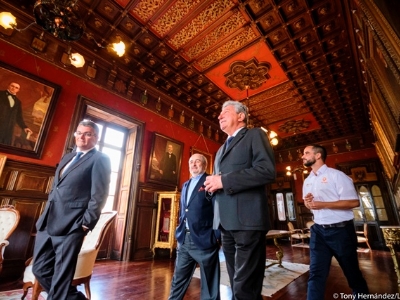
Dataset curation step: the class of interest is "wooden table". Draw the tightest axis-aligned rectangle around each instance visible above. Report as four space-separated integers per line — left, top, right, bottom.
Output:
381 226 400 292
266 230 291 267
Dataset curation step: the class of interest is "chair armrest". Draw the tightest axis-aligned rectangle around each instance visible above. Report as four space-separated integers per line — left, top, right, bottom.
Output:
1 240 10 258
74 248 99 279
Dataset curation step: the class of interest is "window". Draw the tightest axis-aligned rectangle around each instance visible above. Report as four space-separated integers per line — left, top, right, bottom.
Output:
88 117 127 212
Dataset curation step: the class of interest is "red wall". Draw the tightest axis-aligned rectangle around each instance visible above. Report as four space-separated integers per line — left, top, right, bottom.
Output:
0 40 221 187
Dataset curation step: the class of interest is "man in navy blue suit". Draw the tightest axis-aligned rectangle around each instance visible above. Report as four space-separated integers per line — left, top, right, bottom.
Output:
33 120 111 300
168 153 220 300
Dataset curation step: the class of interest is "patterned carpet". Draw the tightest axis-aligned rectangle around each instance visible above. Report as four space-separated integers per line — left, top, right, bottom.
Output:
0 290 46 300
193 259 310 297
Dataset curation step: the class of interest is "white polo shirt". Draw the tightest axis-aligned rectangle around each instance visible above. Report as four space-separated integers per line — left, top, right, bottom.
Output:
302 164 358 225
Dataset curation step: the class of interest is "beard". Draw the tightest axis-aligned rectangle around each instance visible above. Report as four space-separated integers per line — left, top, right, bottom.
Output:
303 158 316 167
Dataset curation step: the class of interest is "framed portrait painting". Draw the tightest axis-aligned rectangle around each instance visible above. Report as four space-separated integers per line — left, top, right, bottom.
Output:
190 147 214 175
148 133 183 187
0 61 61 158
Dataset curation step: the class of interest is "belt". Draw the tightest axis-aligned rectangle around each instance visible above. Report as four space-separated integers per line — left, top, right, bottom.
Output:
319 219 353 228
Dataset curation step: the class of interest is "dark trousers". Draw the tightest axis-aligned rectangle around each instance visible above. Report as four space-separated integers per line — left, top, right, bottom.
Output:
221 229 266 300
169 232 220 300
32 229 86 300
307 222 369 300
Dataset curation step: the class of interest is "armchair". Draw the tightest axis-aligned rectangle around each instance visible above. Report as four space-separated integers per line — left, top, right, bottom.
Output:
21 211 117 300
287 221 310 246
356 223 371 250
0 206 20 274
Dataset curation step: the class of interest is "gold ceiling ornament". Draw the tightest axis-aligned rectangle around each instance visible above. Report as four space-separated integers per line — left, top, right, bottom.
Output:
224 58 272 91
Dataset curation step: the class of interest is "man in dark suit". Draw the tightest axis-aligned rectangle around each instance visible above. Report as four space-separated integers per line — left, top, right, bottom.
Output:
0 82 33 145
159 143 177 183
169 153 220 300
204 100 276 300
32 120 111 300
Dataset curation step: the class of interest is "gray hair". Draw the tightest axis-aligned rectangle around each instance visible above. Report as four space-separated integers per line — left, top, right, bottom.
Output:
79 119 100 136
222 100 248 125
190 153 208 167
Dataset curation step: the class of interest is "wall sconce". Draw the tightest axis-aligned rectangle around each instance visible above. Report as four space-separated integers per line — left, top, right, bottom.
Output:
261 127 279 146
86 60 97 79
345 139 352 151
332 142 338 153
0 12 16 29
70 52 85 68
30 32 47 52
61 46 85 68
110 40 125 57
286 165 308 180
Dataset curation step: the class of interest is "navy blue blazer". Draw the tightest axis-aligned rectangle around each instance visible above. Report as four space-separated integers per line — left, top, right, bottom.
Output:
175 173 219 250
36 148 111 236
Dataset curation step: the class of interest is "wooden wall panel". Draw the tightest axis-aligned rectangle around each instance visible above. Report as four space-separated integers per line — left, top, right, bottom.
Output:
0 160 55 282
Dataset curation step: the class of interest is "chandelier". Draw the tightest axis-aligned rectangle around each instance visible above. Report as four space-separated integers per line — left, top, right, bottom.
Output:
33 0 85 41
0 0 126 67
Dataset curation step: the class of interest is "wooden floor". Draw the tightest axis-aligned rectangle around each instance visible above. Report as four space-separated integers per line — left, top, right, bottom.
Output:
1 240 398 299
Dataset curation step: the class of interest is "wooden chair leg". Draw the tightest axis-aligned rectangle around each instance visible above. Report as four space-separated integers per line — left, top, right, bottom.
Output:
31 280 43 300
84 281 91 300
21 282 33 300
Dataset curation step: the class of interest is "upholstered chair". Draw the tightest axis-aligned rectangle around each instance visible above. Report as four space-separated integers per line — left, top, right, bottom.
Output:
21 211 117 300
0 206 20 274
356 222 372 250
287 221 310 245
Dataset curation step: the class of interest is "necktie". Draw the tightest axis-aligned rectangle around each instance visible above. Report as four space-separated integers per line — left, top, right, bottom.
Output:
224 136 234 152
64 152 83 172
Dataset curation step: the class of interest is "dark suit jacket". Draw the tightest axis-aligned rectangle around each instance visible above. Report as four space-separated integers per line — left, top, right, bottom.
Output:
0 90 27 145
36 148 111 236
160 152 177 182
175 173 219 250
214 127 276 231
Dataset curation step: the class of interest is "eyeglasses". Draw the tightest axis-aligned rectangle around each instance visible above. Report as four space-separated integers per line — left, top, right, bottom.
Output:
74 131 96 138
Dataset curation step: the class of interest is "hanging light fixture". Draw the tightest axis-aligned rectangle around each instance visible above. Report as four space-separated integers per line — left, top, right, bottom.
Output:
33 0 85 41
0 1 125 57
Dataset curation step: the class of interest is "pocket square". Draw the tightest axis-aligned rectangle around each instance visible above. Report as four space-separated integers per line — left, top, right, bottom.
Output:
198 186 205 192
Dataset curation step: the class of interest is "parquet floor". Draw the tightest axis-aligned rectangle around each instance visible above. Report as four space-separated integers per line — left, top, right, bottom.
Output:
1 241 398 299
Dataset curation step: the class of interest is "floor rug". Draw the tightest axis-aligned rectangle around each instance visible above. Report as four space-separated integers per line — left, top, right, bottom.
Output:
193 259 309 297
291 243 370 253
0 290 46 300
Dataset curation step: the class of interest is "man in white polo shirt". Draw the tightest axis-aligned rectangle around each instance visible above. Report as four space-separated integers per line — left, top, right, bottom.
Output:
302 144 369 300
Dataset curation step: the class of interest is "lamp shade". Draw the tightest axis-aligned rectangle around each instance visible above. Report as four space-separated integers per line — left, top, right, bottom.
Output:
0 12 16 29
70 52 85 68
112 41 125 57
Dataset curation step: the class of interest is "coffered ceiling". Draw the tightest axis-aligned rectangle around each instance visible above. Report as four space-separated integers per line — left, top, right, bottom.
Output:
0 0 372 152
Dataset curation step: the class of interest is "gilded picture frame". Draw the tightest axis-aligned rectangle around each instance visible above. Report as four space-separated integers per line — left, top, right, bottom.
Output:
0 61 61 158
148 133 183 188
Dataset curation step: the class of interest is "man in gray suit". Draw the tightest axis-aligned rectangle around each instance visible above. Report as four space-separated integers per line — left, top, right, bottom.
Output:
33 120 111 300
204 100 276 299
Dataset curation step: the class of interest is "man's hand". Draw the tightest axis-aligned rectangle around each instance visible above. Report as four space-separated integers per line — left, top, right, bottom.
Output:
204 175 223 193
303 193 314 209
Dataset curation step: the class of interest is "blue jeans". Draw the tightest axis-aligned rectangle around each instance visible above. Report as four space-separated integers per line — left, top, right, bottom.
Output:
307 222 369 300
